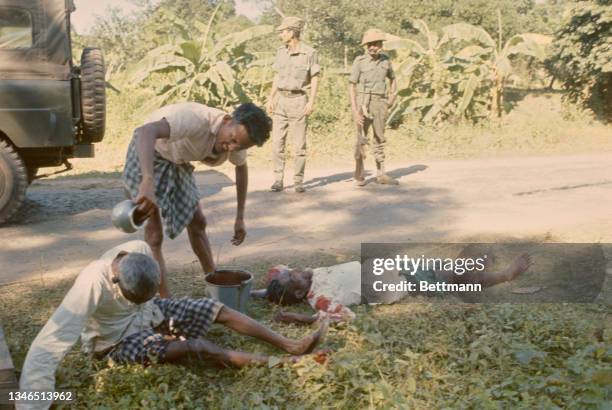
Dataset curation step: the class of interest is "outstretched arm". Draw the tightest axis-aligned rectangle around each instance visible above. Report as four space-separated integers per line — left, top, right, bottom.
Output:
133 119 171 219
232 164 248 245
18 271 102 409
436 253 532 288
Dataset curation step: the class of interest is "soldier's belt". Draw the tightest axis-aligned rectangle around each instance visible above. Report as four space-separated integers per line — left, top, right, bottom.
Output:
279 89 307 97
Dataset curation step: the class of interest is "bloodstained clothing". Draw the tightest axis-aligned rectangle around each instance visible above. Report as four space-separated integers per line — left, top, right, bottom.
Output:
266 262 361 322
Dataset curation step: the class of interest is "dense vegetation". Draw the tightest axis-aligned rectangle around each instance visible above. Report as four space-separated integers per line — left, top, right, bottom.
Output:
76 0 585 125
2 265 610 409
2 2 608 408
548 0 612 121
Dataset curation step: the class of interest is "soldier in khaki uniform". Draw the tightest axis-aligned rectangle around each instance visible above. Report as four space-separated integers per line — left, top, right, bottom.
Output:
349 28 398 186
266 16 320 193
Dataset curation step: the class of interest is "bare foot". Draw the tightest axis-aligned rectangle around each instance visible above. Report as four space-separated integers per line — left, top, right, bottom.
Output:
274 311 317 325
277 348 333 366
504 253 532 281
285 320 328 355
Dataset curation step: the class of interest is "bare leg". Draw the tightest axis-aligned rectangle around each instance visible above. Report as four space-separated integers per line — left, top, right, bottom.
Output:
145 209 170 298
163 339 328 367
216 306 327 355
164 339 268 367
186 206 215 274
437 253 532 288
274 311 318 325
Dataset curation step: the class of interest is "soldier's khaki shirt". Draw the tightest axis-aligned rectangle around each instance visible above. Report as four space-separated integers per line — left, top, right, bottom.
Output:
272 42 321 92
146 102 247 167
349 54 395 95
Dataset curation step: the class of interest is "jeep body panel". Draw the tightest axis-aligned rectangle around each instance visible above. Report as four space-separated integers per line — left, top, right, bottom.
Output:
0 0 78 149
0 79 74 147
0 0 74 81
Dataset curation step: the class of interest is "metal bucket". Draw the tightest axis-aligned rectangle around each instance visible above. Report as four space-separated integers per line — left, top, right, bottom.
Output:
204 269 253 313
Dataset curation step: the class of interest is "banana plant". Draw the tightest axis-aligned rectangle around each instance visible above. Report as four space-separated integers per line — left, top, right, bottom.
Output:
385 20 492 125
384 19 550 124
443 22 551 118
131 4 273 111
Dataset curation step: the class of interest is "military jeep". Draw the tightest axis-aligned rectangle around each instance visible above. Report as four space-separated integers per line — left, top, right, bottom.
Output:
0 0 105 223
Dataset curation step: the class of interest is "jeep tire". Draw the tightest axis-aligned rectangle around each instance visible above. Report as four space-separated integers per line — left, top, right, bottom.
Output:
0 140 27 223
80 47 106 143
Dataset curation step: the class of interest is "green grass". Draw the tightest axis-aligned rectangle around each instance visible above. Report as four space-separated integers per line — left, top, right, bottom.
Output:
1 254 610 409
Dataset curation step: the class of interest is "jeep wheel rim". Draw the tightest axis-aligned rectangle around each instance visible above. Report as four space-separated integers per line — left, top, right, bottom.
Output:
0 156 14 211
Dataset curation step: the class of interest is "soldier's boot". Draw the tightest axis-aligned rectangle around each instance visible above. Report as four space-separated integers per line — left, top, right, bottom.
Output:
271 180 284 192
375 162 399 185
294 181 305 193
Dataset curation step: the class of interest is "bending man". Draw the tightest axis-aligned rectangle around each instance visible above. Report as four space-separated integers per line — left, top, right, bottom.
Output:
123 102 272 297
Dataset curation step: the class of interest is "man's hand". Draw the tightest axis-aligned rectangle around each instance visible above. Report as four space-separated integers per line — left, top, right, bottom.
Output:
232 218 246 245
303 101 315 117
352 110 364 126
135 176 157 220
266 98 276 114
134 197 156 223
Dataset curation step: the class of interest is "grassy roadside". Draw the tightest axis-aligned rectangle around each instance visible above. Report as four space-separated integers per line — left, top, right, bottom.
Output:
42 91 612 180
1 250 610 408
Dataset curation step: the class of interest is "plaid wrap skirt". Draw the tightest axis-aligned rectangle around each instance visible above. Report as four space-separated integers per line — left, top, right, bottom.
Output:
122 140 199 239
106 297 223 364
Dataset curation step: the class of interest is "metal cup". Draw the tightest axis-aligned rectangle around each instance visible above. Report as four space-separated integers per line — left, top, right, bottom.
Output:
111 200 144 233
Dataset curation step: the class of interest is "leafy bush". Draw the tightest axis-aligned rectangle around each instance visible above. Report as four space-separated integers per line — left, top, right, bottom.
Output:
385 20 550 125
131 5 273 112
548 0 612 122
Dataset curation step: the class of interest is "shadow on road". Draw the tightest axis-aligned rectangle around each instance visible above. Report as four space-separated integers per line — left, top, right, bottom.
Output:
297 164 428 190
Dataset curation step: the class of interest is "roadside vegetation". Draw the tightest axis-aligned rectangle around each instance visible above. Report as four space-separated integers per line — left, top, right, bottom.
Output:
3 0 610 408
1 256 610 409
60 0 611 176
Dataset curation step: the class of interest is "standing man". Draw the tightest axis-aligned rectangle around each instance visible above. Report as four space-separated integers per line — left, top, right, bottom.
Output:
266 16 320 193
122 102 272 298
349 28 399 186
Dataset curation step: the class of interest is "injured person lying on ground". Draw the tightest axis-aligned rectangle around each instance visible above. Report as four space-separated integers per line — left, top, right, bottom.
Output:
252 249 532 324
18 241 327 410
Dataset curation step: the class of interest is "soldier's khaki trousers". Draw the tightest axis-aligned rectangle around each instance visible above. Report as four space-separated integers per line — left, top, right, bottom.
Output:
355 93 388 168
272 93 308 184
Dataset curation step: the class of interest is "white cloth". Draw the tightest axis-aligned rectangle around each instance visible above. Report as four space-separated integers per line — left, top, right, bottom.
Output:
147 102 247 167
306 261 361 321
18 241 164 410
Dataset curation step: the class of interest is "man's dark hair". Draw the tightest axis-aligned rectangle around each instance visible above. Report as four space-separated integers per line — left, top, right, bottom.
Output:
266 279 303 305
232 103 272 147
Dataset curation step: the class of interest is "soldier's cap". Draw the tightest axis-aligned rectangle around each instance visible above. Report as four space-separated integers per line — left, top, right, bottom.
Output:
276 16 304 32
361 28 386 46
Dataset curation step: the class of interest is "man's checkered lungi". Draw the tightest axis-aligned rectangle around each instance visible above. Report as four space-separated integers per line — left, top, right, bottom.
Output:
107 297 223 364
122 139 199 239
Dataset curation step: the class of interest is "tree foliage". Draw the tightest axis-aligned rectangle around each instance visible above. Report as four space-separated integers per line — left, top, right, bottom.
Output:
131 4 273 110
270 0 564 64
385 20 550 124
548 0 612 121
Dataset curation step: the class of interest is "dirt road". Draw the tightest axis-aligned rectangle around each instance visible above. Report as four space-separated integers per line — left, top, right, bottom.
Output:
1 153 611 285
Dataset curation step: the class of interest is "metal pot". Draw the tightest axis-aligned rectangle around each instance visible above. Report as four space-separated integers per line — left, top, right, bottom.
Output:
111 200 144 233
205 268 253 313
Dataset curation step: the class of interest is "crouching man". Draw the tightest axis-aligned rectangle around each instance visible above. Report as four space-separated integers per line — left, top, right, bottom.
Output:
18 241 327 410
